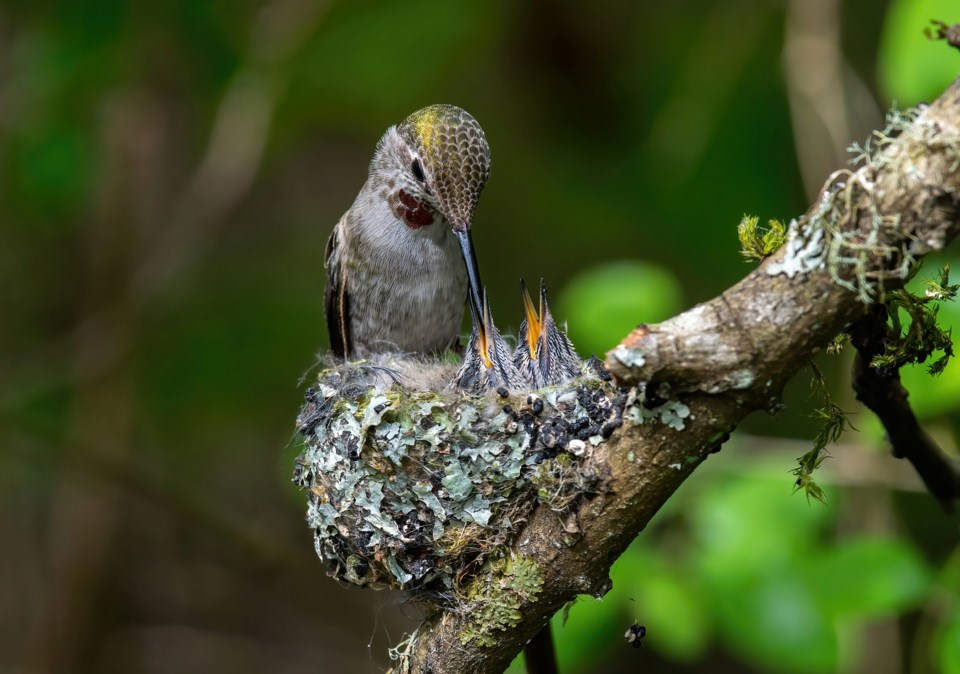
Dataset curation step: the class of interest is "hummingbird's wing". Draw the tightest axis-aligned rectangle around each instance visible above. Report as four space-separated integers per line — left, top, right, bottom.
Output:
324 217 351 357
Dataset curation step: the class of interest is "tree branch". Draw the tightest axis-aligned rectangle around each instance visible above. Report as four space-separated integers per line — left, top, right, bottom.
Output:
391 78 960 674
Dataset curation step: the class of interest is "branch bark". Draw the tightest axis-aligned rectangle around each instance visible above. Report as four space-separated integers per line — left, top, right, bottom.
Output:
399 77 960 674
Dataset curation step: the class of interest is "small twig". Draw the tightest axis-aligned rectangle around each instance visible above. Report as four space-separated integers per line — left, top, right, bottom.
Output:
926 20 960 50
848 305 960 512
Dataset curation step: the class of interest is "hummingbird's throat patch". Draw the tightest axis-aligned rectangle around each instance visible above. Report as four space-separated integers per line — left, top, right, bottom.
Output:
394 189 435 229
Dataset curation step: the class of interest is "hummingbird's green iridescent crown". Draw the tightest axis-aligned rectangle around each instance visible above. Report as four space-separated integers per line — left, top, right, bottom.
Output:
396 104 491 229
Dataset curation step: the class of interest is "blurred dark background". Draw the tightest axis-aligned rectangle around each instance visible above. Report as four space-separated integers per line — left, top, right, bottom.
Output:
2 0 960 672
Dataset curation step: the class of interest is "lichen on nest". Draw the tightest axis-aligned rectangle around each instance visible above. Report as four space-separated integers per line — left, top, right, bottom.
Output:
292 353 633 592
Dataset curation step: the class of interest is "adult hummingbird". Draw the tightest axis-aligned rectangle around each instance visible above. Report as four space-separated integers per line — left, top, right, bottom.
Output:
325 104 489 357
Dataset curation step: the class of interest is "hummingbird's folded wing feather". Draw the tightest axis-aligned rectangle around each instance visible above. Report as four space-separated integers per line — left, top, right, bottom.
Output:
324 218 351 357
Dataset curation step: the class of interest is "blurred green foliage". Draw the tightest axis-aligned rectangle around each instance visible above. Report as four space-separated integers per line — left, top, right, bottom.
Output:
941 605 960 674
558 261 683 356
2 1 959 673
510 462 943 674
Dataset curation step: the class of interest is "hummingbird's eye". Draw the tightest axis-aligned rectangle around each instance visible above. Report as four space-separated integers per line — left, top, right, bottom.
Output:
411 158 426 182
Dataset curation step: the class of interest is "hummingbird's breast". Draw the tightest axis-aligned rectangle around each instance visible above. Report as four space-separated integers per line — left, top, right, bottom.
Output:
346 202 467 354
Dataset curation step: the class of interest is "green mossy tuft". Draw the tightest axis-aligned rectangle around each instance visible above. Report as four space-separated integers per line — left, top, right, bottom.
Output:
797 266 956 502
792 362 852 504
870 265 957 375
738 215 788 263
458 554 544 647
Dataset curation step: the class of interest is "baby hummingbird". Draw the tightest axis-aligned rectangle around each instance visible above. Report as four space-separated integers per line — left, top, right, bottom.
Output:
325 104 489 357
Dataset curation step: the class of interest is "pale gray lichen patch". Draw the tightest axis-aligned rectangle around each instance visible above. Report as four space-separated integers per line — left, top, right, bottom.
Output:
727 368 755 390
765 218 826 278
611 345 646 368
626 386 692 431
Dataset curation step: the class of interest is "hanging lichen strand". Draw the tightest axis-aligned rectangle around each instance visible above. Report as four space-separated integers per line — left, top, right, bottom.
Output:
292 356 690 595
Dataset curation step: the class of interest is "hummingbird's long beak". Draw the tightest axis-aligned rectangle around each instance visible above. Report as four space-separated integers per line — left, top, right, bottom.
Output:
455 228 484 329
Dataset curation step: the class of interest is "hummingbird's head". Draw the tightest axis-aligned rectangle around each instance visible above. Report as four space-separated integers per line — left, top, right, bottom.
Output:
395 104 491 231
373 104 490 324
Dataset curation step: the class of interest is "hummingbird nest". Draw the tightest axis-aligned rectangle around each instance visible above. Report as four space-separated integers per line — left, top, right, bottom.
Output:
293 354 636 594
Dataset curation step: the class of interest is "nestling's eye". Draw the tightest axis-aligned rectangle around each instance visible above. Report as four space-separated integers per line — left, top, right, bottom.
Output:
411 158 426 182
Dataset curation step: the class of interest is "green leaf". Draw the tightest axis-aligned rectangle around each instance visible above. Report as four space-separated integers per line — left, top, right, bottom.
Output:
548 542 710 671
557 261 683 357
805 538 932 618
879 0 960 104
691 475 834 574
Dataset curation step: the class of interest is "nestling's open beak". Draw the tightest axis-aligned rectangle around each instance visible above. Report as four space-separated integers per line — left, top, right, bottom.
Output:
477 289 496 367
455 228 484 333
520 279 542 360
533 278 582 384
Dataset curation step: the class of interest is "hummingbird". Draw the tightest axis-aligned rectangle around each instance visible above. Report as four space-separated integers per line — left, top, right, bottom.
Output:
325 104 489 357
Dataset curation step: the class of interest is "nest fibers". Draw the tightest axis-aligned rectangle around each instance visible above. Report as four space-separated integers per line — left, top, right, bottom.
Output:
293 354 633 593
